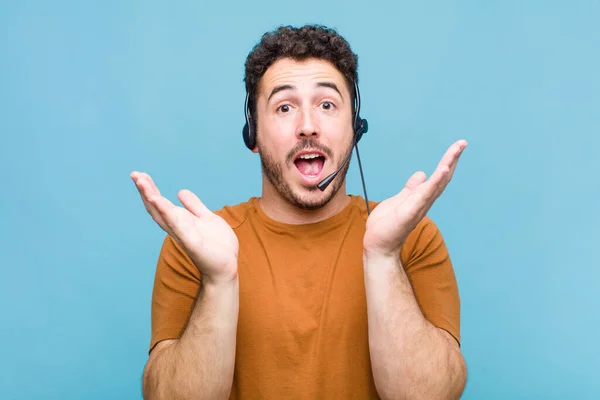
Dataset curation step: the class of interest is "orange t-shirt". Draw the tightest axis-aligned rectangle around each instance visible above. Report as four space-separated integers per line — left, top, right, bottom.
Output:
149 195 461 399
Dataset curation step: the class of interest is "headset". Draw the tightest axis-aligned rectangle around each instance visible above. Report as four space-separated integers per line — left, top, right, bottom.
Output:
242 80 372 214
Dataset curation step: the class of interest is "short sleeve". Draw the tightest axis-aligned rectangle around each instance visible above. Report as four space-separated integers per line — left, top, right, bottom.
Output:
149 234 202 353
400 217 461 345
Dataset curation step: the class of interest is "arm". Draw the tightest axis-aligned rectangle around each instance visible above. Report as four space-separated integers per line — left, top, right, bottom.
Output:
361 139 469 399
142 274 239 400
363 251 466 400
130 171 241 400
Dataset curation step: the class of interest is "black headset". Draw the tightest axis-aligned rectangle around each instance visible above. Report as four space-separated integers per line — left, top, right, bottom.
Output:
242 80 368 150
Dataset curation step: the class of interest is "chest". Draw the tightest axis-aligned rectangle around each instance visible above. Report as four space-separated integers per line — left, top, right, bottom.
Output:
235 226 368 346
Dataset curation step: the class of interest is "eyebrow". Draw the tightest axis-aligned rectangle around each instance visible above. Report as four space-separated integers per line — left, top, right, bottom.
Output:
316 82 343 99
266 82 344 103
267 84 294 103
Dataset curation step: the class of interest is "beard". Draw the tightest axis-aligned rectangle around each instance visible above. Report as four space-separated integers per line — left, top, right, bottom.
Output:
258 137 353 211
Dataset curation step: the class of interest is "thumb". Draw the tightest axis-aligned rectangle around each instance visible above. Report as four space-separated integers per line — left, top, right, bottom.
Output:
178 189 210 217
405 171 427 190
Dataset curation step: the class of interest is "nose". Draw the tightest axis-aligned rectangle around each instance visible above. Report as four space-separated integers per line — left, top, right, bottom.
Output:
296 106 320 140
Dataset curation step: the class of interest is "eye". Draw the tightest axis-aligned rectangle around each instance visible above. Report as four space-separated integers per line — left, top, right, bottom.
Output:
277 104 291 113
321 101 334 110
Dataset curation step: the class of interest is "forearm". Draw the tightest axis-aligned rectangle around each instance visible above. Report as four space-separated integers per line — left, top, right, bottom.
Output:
143 276 239 400
363 252 466 400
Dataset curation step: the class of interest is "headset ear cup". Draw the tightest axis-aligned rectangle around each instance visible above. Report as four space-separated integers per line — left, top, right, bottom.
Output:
242 91 256 150
243 117 256 150
242 122 252 149
355 118 368 143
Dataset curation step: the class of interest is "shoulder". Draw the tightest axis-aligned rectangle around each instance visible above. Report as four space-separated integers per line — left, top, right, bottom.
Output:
155 197 259 279
401 216 450 269
350 195 380 221
351 194 446 260
351 194 438 231
158 197 258 260
406 216 445 248
212 197 258 230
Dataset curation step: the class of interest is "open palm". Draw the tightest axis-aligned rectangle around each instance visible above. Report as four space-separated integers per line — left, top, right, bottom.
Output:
131 172 239 282
363 140 467 258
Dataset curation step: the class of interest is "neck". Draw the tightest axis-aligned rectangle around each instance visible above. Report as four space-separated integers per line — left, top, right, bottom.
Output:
259 178 351 225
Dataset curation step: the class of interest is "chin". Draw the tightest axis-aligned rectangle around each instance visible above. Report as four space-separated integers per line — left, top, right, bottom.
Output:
285 179 342 211
289 194 331 210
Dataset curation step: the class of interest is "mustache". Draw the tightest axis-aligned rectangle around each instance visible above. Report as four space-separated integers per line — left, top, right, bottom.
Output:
286 138 334 164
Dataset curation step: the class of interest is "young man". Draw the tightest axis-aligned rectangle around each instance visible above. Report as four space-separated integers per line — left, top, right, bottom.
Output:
131 25 468 399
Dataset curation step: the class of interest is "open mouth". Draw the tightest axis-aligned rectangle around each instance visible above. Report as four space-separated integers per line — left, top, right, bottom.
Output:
293 152 326 181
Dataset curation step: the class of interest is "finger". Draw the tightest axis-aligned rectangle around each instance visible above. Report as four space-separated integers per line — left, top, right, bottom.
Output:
133 177 156 206
178 189 210 218
420 165 451 200
391 171 426 202
405 171 427 190
131 172 162 208
149 195 199 244
146 193 181 235
131 172 189 240
438 140 467 191
423 140 467 195
131 171 161 197
133 177 167 227
435 140 467 173
444 139 468 178
131 171 153 204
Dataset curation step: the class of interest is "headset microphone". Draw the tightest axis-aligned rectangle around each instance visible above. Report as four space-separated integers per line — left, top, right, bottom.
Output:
316 118 370 215
316 118 360 192
316 149 352 192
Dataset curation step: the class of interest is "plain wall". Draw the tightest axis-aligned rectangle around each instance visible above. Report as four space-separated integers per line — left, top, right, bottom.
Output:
1 1 599 399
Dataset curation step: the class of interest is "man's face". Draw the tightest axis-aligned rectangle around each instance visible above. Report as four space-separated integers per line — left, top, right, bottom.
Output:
252 57 354 210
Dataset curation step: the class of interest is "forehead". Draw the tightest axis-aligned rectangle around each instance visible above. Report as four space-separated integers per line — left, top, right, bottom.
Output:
258 57 350 98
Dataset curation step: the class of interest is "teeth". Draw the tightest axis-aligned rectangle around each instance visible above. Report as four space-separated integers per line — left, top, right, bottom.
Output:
298 154 321 160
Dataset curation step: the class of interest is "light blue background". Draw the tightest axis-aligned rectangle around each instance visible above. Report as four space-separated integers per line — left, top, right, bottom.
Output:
1 1 598 399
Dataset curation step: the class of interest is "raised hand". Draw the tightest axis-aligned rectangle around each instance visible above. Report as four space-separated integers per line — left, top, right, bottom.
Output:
363 140 467 258
131 171 239 283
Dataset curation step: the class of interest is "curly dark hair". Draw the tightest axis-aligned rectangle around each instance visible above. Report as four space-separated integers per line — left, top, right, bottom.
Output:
244 24 359 115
